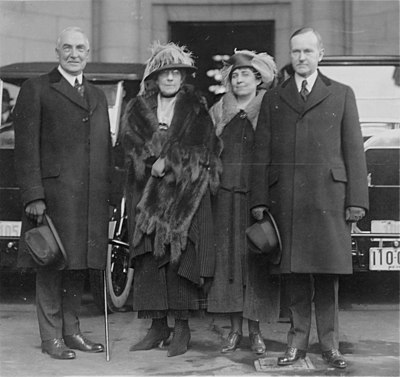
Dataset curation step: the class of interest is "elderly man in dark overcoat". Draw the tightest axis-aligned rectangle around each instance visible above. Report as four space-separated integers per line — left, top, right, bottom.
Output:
14 26 111 360
251 28 369 369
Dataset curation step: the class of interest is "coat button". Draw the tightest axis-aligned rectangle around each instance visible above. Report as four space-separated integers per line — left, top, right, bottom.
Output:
82 117 89 122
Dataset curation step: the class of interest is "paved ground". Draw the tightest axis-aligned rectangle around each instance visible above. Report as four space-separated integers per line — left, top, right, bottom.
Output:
0 271 399 377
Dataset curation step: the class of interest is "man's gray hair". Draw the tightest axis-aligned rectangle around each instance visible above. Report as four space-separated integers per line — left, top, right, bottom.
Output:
56 26 90 49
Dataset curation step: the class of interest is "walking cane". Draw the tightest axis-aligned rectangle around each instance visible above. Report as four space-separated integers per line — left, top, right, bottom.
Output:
103 270 110 361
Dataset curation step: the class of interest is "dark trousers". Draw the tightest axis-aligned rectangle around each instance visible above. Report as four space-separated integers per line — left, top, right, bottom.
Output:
36 269 86 341
286 273 339 352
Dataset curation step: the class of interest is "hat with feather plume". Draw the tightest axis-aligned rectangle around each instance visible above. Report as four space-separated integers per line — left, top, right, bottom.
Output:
140 41 197 94
221 49 277 89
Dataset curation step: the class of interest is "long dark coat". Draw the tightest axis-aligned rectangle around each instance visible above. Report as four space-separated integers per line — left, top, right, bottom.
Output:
14 68 112 270
121 85 222 313
207 91 280 322
251 73 369 274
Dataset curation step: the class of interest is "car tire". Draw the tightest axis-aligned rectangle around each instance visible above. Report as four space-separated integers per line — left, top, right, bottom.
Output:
89 197 134 313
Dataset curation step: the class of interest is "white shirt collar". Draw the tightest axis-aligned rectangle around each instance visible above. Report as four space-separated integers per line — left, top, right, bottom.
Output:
295 70 318 93
58 65 83 87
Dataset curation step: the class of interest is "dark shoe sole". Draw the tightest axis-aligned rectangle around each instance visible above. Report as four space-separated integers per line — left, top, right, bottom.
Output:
68 347 104 353
42 349 76 360
323 358 347 369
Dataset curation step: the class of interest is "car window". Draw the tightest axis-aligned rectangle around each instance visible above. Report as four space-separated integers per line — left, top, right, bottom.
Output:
319 65 400 138
0 81 124 149
0 83 18 150
93 81 124 146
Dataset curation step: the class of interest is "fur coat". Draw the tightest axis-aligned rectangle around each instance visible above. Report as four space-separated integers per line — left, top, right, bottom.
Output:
122 85 222 262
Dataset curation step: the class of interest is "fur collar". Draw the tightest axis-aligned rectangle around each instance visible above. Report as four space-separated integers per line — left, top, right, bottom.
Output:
210 89 266 136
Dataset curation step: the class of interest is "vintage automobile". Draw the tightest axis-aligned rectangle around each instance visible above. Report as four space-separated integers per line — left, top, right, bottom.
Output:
350 129 400 271
0 61 144 312
1 56 399 313
318 56 400 272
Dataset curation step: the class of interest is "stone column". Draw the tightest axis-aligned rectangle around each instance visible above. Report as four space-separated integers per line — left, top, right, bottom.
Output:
91 0 141 63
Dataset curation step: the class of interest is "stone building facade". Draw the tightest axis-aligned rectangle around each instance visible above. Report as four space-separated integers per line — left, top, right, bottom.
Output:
1 0 399 68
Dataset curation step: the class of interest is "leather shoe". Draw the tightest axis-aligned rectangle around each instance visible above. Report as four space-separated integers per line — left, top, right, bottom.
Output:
41 338 76 360
249 332 266 355
64 333 104 353
221 331 242 353
277 347 306 366
322 349 347 369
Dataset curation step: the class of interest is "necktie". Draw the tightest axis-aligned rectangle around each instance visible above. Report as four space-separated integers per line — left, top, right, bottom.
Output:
74 78 85 98
300 79 309 102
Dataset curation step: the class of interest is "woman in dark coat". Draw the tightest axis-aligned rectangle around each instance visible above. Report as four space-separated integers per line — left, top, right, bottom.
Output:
122 42 222 357
207 50 280 355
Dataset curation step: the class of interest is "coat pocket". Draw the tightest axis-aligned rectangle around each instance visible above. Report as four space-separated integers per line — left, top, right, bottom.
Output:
330 167 347 183
41 164 61 179
268 169 279 187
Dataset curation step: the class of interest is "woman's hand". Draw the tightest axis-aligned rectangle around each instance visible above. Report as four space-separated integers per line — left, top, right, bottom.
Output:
151 157 166 177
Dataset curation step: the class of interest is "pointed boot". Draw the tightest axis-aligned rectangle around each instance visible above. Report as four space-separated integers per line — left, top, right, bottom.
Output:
130 318 171 351
167 319 191 357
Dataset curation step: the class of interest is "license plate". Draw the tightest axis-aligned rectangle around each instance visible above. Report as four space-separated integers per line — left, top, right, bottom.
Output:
370 247 400 270
0 221 21 237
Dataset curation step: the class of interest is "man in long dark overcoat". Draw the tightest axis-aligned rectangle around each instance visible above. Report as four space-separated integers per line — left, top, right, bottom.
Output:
14 27 111 359
251 28 369 369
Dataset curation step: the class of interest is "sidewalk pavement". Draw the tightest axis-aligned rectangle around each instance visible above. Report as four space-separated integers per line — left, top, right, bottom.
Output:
0 296 399 377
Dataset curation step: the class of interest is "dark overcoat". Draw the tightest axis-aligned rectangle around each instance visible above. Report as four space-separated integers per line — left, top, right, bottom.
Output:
14 68 112 270
207 91 280 322
251 73 369 274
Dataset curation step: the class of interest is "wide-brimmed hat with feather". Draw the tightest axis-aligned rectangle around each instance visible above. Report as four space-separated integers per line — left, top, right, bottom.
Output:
140 41 197 94
221 49 277 89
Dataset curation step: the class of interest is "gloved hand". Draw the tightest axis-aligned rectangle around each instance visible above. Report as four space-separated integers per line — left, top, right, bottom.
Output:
345 206 366 222
151 157 166 177
25 199 46 225
251 206 268 221
199 277 213 295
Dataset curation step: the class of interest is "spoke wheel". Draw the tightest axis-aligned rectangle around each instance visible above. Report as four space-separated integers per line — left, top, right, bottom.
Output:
90 198 133 313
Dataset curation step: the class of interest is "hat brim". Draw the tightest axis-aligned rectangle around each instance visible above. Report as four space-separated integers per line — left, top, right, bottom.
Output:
145 64 197 81
245 211 282 263
265 211 282 251
45 215 68 269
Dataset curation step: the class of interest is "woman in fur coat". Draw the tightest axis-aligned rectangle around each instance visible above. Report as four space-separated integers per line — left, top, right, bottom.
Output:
207 50 280 355
121 42 222 357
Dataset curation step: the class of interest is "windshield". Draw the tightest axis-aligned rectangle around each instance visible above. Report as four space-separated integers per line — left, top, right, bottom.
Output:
319 65 400 137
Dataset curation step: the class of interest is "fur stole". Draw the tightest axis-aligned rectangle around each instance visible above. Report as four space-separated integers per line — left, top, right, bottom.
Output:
210 89 266 137
122 85 222 262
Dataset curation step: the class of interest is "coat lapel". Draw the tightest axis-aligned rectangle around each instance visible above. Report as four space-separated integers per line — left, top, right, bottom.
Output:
49 68 90 110
279 77 303 114
303 73 332 113
83 77 98 113
279 73 332 115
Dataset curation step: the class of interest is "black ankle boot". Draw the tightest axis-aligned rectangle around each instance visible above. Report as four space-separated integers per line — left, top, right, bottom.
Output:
167 319 191 357
130 317 171 351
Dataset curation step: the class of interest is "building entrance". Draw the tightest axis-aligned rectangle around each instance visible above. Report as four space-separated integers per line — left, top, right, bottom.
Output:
170 21 275 105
